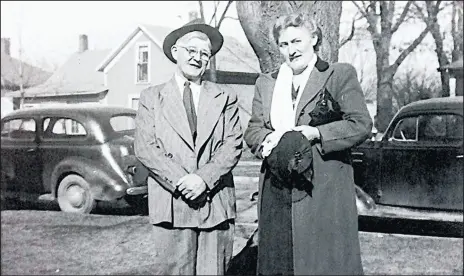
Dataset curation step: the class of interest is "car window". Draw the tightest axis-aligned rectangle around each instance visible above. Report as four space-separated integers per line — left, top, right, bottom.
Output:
1 118 36 140
418 114 463 144
43 117 87 139
110 114 135 132
392 117 418 141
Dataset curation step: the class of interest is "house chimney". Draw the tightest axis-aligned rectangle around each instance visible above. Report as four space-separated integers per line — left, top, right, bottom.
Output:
188 11 199 22
1 38 11 56
78 34 88 52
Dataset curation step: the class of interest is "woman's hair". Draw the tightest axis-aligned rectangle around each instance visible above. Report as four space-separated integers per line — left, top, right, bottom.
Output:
272 12 322 51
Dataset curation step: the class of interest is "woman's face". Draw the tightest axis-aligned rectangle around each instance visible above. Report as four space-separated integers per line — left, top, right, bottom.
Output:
277 26 318 75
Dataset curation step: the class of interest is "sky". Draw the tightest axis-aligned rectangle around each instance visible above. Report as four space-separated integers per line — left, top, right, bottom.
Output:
1 1 454 77
0 1 249 71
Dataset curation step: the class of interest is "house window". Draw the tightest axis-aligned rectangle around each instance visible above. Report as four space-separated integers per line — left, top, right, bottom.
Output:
137 45 149 83
131 97 139 110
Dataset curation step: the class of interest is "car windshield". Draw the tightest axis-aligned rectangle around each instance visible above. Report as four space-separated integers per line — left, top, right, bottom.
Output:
109 114 136 133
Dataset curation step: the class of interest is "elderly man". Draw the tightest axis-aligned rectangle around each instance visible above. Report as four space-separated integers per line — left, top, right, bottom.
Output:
134 19 243 275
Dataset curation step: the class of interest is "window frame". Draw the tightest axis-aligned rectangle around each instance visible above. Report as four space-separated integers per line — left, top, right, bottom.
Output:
40 116 88 141
1 117 37 141
135 42 151 84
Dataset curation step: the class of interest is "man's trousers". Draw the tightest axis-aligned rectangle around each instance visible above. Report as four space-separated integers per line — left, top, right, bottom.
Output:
150 220 235 275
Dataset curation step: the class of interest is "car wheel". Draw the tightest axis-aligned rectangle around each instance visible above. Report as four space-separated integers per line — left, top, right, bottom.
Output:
57 175 96 214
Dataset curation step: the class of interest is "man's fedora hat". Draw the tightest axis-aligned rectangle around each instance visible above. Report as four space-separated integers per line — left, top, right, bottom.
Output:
163 18 224 63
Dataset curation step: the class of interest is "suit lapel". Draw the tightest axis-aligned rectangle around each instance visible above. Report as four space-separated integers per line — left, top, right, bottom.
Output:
294 58 333 124
195 81 227 151
160 78 195 150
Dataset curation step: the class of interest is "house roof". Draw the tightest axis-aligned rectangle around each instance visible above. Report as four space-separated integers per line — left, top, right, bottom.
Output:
97 23 260 73
6 49 111 98
1 53 52 93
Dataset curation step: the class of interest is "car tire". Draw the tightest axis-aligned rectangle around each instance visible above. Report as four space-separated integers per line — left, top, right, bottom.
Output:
57 175 96 214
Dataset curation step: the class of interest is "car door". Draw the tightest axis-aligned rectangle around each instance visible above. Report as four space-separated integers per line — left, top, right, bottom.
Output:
1 116 43 194
380 112 463 211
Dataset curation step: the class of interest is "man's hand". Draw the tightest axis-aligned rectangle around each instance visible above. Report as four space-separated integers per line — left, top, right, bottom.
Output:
176 174 207 200
292 125 321 141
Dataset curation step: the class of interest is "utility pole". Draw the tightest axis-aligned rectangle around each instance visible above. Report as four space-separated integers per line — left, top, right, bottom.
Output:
18 4 25 109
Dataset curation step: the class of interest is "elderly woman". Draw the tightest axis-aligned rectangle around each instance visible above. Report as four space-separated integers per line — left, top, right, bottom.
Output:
244 12 372 275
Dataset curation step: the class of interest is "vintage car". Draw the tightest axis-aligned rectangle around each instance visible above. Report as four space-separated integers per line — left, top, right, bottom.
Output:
353 96 463 224
1 105 140 214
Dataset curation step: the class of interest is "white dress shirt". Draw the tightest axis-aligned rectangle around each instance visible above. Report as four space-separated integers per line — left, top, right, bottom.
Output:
175 73 201 113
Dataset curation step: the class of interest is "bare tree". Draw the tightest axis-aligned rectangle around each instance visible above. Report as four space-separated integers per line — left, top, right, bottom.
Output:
236 1 343 74
412 1 451 97
451 0 463 62
197 0 235 75
351 1 431 132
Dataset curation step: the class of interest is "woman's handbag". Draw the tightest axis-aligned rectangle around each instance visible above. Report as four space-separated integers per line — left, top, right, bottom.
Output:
308 71 344 127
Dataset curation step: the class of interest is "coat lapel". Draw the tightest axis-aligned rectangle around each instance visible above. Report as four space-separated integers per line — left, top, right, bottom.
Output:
294 58 333 125
263 73 279 130
160 78 195 150
195 81 227 151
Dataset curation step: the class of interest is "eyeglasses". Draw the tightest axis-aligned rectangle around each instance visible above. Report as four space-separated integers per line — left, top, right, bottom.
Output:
176 45 211 61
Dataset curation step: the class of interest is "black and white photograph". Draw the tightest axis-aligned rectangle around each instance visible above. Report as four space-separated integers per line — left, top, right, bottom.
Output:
1 1 463 275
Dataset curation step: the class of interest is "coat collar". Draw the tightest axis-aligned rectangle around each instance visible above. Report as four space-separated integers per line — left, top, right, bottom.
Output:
160 77 195 149
267 57 333 125
294 58 333 124
159 77 226 152
270 56 330 79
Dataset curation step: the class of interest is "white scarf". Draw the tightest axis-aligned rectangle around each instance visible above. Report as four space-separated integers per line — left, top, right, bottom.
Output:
261 63 300 157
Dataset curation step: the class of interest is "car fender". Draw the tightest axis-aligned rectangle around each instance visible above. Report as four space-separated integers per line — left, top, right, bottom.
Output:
50 156 129 201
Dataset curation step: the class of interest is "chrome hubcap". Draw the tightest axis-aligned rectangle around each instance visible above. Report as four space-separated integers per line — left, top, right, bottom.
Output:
66 184 86 208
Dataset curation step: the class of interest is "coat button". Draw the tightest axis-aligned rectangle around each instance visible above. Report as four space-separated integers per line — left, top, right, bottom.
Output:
167 153 173 158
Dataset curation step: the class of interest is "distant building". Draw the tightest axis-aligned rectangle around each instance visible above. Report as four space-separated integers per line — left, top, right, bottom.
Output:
1 37 52 117
4 25 261 129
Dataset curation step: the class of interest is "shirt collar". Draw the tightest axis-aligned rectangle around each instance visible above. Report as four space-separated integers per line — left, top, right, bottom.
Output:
175 73 202 91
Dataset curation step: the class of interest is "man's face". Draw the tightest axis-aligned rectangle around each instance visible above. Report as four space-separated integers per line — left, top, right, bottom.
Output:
278 26 317 75
171 35 211 82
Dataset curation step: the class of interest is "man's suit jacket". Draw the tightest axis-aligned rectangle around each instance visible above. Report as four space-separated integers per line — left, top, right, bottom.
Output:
134 77 243 229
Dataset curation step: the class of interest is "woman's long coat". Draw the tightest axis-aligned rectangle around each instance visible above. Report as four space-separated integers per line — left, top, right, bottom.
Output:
244 58 373 275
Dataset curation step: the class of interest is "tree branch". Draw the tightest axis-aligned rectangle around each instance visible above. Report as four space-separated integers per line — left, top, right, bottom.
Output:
340 14 358 47
209 1 219 25
390 25 430 72
412 1 427 21
391 1 413 33
352 1 377 30
198 1 206 23
287 1 301 11
216 1 234 29
224 16 239 21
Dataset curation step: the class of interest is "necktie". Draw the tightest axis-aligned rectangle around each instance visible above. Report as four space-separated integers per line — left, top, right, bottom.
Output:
183 81 197 142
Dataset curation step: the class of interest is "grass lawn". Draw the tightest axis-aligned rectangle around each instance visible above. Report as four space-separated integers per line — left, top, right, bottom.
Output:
1 210 462 275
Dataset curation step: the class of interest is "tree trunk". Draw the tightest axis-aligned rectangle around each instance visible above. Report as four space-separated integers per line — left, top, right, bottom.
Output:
451 0 463 62
425 1 450 97
237 1 342 73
